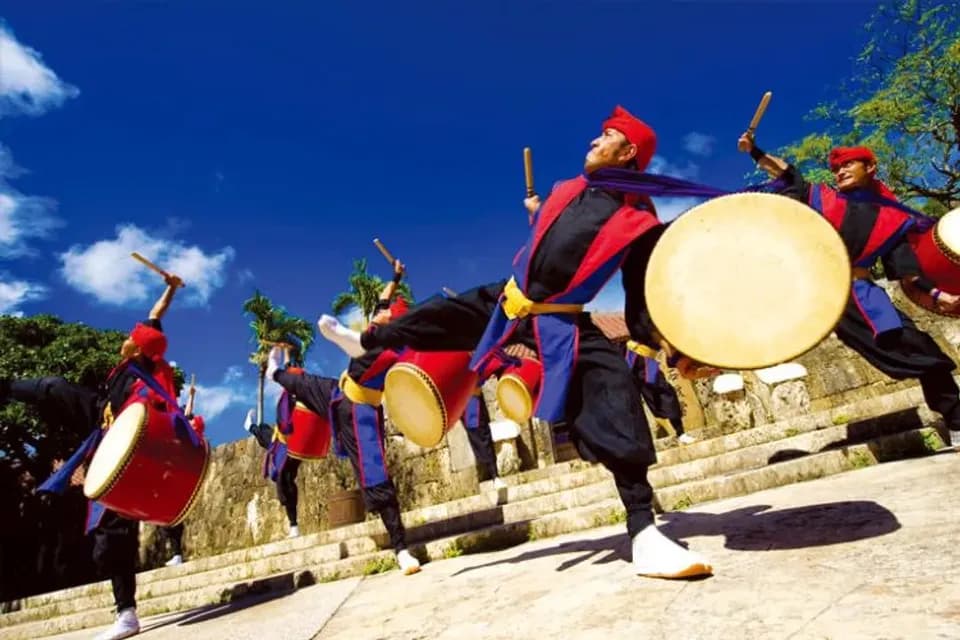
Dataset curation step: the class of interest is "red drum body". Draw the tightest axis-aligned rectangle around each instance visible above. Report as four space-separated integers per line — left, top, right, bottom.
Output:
384 351 478 448
910 208 960 295
84 400 210 526
496 356 542 424
285 402 333 460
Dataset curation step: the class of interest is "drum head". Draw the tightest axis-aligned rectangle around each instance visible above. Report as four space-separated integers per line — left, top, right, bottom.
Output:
384 364 447 448
935 207 960 262
497 375 534 424
84 402 147 499
645 192 851 369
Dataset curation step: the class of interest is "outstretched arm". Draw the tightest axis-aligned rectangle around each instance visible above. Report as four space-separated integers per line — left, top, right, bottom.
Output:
149 273 185 321
737 132 790 179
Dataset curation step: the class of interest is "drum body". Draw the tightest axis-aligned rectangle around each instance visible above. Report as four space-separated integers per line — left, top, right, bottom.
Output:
901 278 960 318
496 356 542 424
384 351 478 448
84 400 210 526
285 401 333 460
910 207 960 295
645 192 851 369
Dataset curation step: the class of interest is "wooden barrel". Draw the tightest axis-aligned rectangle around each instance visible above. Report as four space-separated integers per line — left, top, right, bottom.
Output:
327 489 366 528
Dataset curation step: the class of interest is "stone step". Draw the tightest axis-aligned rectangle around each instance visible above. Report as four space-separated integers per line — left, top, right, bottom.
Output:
1 385 937 618
1 426 942 639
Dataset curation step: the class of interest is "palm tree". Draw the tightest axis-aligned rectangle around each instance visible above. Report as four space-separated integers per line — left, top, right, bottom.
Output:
331 259 414 330
242 290 315 424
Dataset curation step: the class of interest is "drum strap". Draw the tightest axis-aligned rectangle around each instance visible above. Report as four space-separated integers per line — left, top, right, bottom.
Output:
339 371 383 407
502 277 584 320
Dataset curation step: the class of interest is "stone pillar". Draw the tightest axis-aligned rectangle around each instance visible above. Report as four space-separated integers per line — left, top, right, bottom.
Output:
751 363 811 421
710 373 753 431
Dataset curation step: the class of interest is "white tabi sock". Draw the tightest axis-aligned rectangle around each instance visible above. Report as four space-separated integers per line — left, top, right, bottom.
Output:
318 314 366 358
632 523 713 579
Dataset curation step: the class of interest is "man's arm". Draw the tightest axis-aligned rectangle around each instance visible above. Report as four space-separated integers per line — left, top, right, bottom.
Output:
149 273 185 321
621 225 667 350
737 132 810 203
377 259 405 306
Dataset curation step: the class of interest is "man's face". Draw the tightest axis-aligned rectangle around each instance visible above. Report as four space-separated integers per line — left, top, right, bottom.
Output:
584 128 637 173
120 337 141 359
833 159 876 192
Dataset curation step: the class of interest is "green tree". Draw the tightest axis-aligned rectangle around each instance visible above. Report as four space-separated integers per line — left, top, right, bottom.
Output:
242 290 315 424
0 314 184 462
775 0 960 209
330 259 414 329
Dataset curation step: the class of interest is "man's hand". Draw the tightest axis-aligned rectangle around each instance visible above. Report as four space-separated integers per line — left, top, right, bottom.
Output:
164 273 185 289
737 132 755 154
937 290 960 313
392 259 405 279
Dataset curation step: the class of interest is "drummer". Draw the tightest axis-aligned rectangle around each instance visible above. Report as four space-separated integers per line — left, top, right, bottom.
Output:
304 258 421 575
0 272 184 640
738 134 960 447
327 105 713 579
624 341 696 445
164 377 204 565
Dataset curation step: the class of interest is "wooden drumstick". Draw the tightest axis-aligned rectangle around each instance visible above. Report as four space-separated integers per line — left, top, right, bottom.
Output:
746 91 773 136
131 252 169 278
523 147 535 198
373 238 397 266
189 373 196 390
442 287 458 298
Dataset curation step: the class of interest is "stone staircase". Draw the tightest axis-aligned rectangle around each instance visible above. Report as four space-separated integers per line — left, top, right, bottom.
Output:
0 382 949 639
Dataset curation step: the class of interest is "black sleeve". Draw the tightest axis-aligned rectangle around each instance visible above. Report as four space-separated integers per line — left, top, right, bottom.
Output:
142 318 163 332
621 224 667 346
881 236 935 291
272 369 337 417
774 164 811 203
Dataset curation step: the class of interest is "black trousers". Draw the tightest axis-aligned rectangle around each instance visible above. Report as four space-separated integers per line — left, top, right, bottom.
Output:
465 397 499 480
836 301 960 428
331 398 408 550
164 523 184 556
362 282 656 536
6 377 138 612
249 424 301 527
636 369 685 436
93 511 139 612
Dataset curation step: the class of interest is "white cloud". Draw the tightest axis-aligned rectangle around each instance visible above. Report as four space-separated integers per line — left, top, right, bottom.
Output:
0 274 46 315
0 145 62 258
648 155 700 180
59 224 235 307
0 24 79 118
683 132 716 158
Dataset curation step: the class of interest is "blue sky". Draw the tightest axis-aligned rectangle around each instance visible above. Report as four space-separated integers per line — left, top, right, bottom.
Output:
0 1 880 445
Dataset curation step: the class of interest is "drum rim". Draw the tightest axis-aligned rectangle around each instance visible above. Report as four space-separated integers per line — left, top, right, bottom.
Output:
164 440 211 527
497 374 534 424
84 401 148 500
384 363 447 448
645 191 851 369
934 218 960 266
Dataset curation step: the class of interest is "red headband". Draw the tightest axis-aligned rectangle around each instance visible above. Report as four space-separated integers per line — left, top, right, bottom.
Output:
602 105 657 172
130 323 167 361
828 146 876 171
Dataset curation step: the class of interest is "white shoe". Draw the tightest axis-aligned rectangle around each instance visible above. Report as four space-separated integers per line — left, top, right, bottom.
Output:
318 315 366 358
164 554 183 567
492 477 508 490
632 524 712 579
396 549 421 575
288 525 300 538
677 434 697 445
94 607 140 640
949 430 960 448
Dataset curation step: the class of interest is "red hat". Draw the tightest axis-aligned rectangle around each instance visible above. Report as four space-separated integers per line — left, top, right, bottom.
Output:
602 105 657 171
130 323 167 361
828 146 877 171
389 297 409 318
189 415 206 437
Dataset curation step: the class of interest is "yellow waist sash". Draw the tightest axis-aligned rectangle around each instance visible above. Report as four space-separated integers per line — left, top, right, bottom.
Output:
502 277 584 320
339 371 383 407
272 426 287 444
626 340 658 359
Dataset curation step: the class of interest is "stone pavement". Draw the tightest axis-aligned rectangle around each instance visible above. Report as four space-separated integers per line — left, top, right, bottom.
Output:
50 453 960 640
